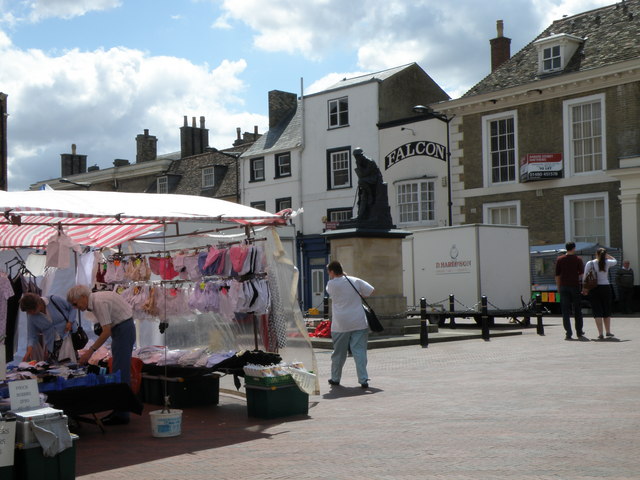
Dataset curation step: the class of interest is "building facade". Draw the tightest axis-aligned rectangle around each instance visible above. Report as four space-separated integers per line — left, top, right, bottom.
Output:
439 1 640 297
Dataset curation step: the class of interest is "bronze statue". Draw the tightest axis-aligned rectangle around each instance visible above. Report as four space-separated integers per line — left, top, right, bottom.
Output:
347 148 394 229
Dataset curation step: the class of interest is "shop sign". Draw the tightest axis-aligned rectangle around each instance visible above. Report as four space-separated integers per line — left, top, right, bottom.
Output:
384 140 446 170
520 153 562 182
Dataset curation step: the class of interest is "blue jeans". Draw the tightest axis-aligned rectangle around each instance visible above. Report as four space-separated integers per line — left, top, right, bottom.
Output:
559 286 583 337
330 328 369 384
111 318 135 418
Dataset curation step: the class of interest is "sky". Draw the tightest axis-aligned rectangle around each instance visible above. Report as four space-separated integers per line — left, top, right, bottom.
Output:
0 0 615 191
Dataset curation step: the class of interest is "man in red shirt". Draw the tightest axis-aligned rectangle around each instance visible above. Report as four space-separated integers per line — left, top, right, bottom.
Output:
555 241 587 341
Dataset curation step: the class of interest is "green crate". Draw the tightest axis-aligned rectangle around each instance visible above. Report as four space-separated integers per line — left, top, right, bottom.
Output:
244 374 295 388
246 384 308 419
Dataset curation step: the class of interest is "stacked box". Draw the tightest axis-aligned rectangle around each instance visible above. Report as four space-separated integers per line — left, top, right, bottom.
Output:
245 384 309 419
141 374 220 408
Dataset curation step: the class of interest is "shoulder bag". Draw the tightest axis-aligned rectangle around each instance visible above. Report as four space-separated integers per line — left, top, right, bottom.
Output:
343 275 384 332
583 262 598 291
50 297 89 350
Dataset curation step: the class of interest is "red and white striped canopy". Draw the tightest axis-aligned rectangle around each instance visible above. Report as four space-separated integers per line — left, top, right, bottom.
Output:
0 190 285 248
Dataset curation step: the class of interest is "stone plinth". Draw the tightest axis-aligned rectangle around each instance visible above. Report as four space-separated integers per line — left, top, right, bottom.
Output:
323 228 411 318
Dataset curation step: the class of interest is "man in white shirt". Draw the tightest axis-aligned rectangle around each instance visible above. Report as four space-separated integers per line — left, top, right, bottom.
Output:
67 284 135 425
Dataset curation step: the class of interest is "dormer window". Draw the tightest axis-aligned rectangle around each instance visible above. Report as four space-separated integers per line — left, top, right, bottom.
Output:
534 33 583 74
543 45 561 71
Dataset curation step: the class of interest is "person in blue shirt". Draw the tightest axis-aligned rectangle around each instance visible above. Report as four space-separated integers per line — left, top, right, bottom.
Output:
19 293 73 362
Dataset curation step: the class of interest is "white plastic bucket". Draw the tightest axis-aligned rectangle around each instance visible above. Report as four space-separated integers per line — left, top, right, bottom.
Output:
149 409 183 438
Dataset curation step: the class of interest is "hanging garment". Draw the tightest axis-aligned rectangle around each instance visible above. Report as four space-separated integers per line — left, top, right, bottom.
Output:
6 275 23 362
0 273 15 341
125 256 151 282
148 257 179 280
25 253 47 277
45 232 81 269
104 259 126 283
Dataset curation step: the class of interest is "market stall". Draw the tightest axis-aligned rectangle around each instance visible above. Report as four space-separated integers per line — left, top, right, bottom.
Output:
0 190 318 473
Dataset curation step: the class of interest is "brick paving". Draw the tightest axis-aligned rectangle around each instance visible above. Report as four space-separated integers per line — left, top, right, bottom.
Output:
76 317 640 479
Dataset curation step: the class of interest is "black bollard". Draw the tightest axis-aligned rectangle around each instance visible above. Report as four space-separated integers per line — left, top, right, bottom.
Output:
449 294 456 328
420 298 428 348
481 296 490 341
535 293 545 335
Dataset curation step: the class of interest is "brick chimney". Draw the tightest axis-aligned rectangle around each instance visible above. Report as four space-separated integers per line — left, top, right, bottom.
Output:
60 143 87 177
490 20 511 72
268 91 297 128
135 128 157 163
180 115 209 158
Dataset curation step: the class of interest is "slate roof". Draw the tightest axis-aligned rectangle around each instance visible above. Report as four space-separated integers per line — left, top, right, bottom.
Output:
322 63 418 92
464 0 640 97
242 100 302 157
166 143 253 199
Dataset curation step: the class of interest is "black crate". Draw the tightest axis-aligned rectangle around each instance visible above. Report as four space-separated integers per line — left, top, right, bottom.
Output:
141 374 220 408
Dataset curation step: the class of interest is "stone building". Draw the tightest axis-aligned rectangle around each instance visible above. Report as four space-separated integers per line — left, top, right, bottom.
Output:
439 1 640 263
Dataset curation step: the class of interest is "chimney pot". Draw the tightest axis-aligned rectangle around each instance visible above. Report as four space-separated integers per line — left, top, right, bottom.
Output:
200 116 205 128
496 19 504 37
191 117 196 128
71 144 76 155
183 115 188 126
236 127 241 140
144 129 149 135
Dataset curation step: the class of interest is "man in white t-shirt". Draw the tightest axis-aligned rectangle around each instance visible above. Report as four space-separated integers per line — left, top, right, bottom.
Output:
325 260 374 388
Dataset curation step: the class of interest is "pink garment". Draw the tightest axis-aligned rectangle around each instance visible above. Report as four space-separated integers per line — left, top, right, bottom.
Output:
183 255 200 280
229 245 249 273
148 257 179 280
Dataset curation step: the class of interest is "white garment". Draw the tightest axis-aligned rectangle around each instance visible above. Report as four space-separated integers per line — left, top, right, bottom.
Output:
584 258 617 285
46 233 81 269
326 275 374 333
25 253 47 277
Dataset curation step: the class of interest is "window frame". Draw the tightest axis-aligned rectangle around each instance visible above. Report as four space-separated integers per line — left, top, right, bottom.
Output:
563 93 606 177
395 178 437 227
275 197 292 212
250 157 265 182
275 152 291 178
482 200 521 226
201 166 215 188
563 192 609 245
250 201 266 211
328 97 349 129
327 208 352 223
326 147 352 190
542 45 562 72
482 110 518 187
156 176 168 194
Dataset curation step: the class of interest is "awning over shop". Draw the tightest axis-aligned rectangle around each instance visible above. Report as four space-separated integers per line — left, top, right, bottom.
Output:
0 190 286 248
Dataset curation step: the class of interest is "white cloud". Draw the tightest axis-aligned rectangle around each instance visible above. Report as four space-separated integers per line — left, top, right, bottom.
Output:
1 41 266 190
27 0 122 22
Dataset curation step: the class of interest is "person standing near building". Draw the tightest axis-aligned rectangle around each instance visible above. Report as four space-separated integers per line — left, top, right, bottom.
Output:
615 260 634 314
555 241 587 341
67 285 135 425
583 248 617 340
325 260 374 388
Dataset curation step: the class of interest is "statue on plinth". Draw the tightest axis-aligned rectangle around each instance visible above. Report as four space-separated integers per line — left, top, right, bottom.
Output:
339 148 394 230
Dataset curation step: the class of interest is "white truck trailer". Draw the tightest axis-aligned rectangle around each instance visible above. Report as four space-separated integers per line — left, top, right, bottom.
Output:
402 224 531 312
